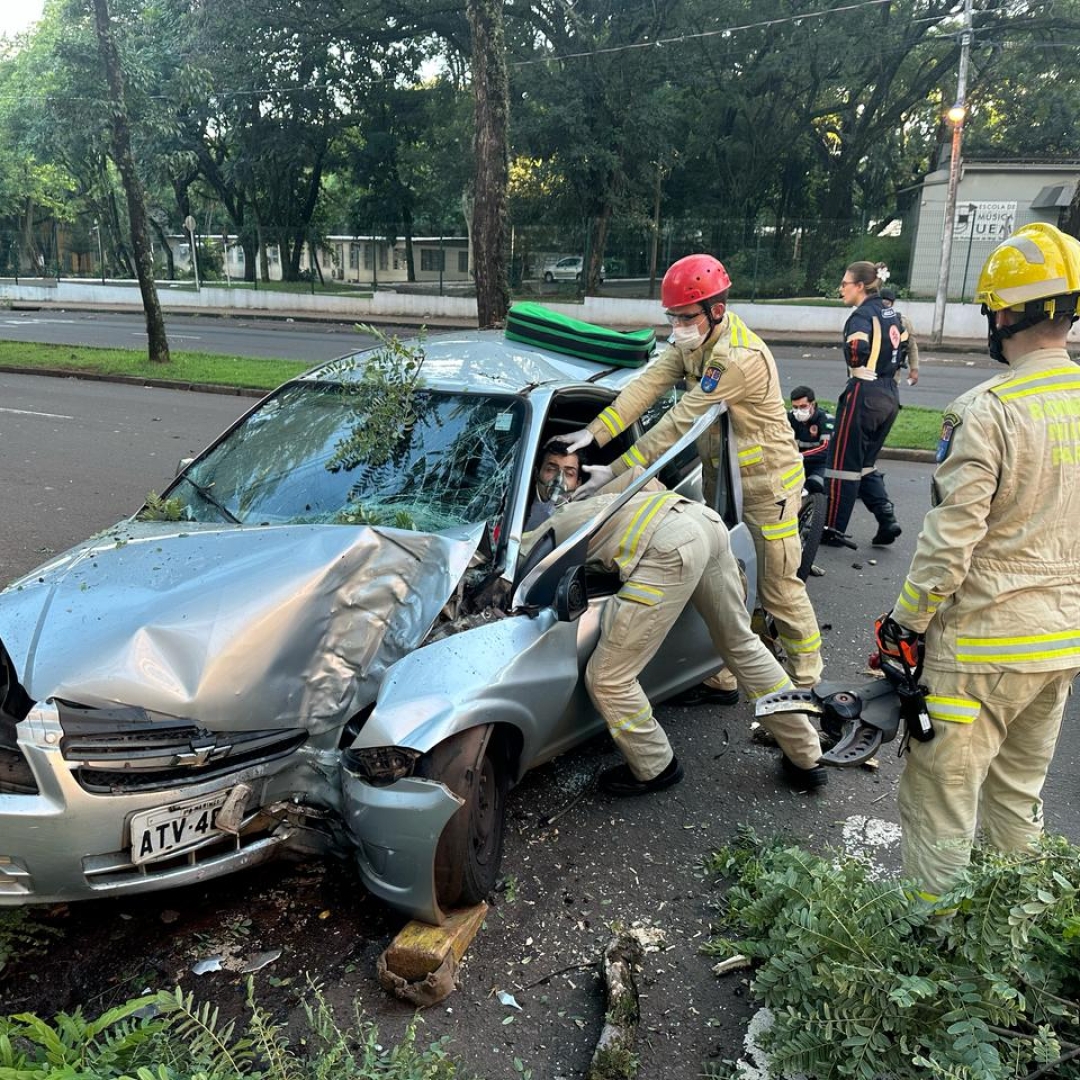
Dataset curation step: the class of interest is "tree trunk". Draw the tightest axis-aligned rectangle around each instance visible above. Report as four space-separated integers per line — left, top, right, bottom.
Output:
467 0 510 328
92 0 170 363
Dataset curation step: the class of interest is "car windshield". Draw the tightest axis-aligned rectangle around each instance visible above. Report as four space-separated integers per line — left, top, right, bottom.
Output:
171 383 526 533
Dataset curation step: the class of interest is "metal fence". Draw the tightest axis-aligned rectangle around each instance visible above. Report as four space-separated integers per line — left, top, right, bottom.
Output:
2 210 926 302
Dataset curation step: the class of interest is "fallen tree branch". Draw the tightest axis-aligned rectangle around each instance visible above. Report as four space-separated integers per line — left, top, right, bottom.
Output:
586 930 643 1080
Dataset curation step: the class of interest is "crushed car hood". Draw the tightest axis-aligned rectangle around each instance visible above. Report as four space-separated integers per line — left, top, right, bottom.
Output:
0 521 483 736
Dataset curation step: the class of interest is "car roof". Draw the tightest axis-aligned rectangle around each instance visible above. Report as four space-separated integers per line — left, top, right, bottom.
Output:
304 329 651 395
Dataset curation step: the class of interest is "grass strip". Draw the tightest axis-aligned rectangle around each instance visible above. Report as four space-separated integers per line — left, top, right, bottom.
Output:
0 341 309 390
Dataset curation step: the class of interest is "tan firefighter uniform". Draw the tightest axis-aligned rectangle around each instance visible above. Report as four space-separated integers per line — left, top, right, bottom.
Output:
583 312 823 687
523 476 823 781
891 347 1080 897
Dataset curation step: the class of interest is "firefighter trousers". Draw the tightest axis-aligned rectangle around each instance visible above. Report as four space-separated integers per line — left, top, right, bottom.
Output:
825 379 899 535
743 496 823 688
898 665 1079 898
584 504 823 780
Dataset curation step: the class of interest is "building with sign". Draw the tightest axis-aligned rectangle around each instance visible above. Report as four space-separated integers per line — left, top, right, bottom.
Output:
906 159 1078 300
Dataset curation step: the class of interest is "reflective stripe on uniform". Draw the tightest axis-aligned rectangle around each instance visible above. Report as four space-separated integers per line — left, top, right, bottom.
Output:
779 629 822 655
894 579 945 618
955 629 1080 664
747 675 793 700
925 695 980 724
761 517 799 541
597 405 627 438
781 461 805 493
611 703 652 736
728 313 764 350
619 444 647 470
824 466 862 481
614 492 681 571
867 316 883 374
992 366 1080 402
618 581 665 606
738 445 764 467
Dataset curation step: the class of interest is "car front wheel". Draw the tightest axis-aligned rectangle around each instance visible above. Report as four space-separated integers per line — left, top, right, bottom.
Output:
543 271 554 283
420 726 508 908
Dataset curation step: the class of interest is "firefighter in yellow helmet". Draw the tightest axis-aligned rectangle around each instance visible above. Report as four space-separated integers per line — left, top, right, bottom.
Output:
556 256 826 788
875 222 1080 899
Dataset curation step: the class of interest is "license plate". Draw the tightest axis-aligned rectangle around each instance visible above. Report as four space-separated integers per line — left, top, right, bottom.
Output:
129 791 230 864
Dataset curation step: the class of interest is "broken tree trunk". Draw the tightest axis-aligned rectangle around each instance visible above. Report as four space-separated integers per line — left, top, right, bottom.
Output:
586 930 643 1080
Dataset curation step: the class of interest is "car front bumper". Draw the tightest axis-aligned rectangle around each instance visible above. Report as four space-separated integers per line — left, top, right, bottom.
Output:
0 702 308 904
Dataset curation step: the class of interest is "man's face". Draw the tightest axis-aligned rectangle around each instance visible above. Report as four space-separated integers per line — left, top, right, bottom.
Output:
538 451 581 497
791 396 813 414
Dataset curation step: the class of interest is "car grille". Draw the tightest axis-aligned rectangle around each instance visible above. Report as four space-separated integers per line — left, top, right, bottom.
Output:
56 700 308 794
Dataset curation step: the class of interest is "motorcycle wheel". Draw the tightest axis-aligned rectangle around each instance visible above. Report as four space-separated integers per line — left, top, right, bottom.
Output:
797 490 827 582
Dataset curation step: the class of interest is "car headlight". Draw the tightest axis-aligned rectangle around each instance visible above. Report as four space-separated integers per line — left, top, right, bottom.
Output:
343 746 422 785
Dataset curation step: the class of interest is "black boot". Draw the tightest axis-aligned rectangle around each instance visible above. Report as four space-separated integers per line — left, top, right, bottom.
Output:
871 505 902 546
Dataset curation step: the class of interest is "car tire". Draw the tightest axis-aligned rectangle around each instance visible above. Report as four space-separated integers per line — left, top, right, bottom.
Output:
543 272 554 283
574 272 581 282
798 489 827 582
422 726 508 908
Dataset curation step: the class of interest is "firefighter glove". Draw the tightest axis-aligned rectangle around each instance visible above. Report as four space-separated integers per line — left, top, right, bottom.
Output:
570 463 615 500
551 428 595 455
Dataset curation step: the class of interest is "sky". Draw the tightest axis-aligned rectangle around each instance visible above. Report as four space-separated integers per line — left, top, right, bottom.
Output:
0 0 46 39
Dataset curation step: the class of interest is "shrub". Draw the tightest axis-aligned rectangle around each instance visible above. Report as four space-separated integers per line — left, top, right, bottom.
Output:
703 831 1080 1080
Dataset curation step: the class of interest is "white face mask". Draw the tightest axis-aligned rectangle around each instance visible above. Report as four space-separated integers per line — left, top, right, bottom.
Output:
792 406 813 422
672 323 706 351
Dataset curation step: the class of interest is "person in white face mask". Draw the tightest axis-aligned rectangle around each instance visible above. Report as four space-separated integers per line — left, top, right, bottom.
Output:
553 254 827 790
787 385 833 490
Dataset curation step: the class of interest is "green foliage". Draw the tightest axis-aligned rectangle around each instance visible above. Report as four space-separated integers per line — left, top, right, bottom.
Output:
0 909 63 976
137 491 186 521
325 325 428 473
704 831 1080 1080
0 977 475 1078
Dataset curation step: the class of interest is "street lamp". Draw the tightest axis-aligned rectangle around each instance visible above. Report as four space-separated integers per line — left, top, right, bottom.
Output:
930 99 968 345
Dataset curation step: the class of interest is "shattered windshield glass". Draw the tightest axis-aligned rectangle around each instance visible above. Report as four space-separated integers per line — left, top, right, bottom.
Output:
171 384 526 533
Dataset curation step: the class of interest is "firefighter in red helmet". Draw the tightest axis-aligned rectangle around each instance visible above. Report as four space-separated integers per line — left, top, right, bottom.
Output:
558 253 827 790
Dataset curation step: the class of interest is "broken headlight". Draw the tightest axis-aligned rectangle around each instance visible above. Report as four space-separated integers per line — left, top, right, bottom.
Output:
343 746 422 785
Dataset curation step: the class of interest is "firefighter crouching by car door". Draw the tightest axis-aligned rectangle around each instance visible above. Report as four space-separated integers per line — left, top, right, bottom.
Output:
521 464 827 795
557 255 824 708
875 222 1080 900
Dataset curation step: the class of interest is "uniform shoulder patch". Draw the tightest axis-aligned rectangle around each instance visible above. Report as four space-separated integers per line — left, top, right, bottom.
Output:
700 364 725 393
936 409 962 464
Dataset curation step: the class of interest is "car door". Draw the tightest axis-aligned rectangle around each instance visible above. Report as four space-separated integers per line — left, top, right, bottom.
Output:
512 404 736 765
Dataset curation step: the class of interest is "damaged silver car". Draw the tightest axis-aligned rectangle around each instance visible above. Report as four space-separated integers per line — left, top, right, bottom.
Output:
0 330 755 925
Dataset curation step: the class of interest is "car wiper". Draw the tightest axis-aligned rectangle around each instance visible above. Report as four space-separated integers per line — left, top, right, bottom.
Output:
177 475 241 524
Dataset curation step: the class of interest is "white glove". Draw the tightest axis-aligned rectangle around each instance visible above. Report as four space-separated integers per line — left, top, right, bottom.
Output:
570 463 614 500
551 428 595 455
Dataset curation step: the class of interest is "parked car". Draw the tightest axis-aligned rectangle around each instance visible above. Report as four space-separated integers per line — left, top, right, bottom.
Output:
0 331 754 925
541 256 605 283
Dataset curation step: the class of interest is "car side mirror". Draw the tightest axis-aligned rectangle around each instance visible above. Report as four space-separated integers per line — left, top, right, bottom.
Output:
554 566 588 622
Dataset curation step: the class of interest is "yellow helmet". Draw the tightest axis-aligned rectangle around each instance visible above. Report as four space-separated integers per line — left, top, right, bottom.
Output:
975 221 1080 315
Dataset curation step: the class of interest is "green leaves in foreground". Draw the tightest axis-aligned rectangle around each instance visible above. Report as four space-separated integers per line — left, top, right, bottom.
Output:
703 831 1080 1080
0 978 471 1078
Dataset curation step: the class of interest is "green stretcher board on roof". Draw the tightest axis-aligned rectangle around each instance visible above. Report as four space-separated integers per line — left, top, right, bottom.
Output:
505 302 656 368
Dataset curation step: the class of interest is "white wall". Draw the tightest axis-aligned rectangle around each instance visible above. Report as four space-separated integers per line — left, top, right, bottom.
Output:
0 280 1050 343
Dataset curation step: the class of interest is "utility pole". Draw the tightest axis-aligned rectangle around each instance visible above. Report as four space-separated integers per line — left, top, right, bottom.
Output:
930 0 974 345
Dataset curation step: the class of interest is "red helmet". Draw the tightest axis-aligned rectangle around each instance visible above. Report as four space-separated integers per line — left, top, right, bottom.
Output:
661 254 732 309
